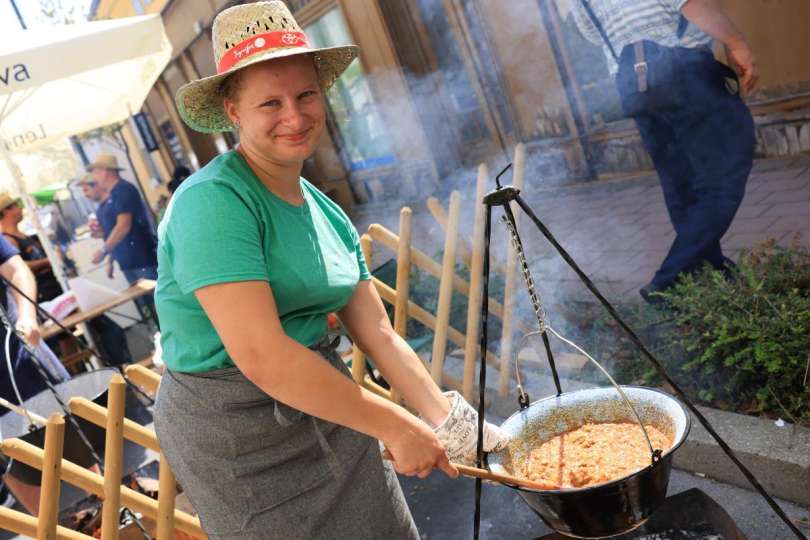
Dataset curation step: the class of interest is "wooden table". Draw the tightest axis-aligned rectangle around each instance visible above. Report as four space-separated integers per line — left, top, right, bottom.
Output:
41 279 156 340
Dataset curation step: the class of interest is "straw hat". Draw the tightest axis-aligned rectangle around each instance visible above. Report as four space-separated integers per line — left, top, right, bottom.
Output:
176 1 358 133
86 154 123 172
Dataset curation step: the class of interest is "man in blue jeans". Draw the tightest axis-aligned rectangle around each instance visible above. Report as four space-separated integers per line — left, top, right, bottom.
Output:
571 0 758 304
85 154 158 317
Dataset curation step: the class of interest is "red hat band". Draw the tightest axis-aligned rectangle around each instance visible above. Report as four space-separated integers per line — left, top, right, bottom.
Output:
217 31 310 74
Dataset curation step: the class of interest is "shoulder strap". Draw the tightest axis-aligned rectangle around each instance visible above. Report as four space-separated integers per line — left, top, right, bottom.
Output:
578 0 619 61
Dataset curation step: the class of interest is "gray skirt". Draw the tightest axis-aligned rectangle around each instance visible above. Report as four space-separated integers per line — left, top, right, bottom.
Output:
154 337 419 540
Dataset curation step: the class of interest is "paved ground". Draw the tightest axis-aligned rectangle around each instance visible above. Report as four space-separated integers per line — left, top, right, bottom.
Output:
352 154 810 303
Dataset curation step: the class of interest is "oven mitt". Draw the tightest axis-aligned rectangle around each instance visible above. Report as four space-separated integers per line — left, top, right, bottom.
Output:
431 391 509 465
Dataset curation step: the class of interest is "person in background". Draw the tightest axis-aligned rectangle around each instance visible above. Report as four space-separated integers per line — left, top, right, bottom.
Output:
571 0 757 304
85 154 157 284
85 155 157 319
0 234 68 410
0 193 63 303
157 165 192 221
67 176 134 366
74 174 108 207
167 165 191 195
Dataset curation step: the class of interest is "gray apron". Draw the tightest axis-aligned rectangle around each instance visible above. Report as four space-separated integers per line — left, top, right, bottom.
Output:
154 337 419 540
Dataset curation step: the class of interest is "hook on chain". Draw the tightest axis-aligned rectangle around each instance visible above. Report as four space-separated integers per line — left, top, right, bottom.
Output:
495 163 513 189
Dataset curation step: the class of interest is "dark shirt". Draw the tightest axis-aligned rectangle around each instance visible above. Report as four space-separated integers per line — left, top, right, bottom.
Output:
2 233 62 302
97 179 157 271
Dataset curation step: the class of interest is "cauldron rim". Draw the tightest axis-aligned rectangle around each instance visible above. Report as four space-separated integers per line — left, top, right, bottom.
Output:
489 385 692 494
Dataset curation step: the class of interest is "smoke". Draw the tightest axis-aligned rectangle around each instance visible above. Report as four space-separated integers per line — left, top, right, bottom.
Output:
339 0 661 395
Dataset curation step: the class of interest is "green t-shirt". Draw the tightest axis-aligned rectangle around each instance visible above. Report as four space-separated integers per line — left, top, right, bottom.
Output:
155 151 370 373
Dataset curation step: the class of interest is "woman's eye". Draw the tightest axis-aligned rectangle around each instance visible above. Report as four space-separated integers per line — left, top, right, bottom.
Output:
262 100 281 108
300 90 318 100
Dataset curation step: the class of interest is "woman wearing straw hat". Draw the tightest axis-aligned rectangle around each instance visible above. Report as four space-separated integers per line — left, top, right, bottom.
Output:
154 2 506 538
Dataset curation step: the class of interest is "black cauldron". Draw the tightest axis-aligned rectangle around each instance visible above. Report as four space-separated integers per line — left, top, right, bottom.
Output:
488 386 691 538
0 368 153 488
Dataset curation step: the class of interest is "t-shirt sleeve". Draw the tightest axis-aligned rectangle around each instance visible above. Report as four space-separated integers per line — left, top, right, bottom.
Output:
165 181 270 295
0 236 20 265
349 223 370 281
113 181 144 217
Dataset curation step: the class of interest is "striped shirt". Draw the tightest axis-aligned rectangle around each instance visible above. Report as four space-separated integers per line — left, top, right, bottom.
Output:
570 0 713 75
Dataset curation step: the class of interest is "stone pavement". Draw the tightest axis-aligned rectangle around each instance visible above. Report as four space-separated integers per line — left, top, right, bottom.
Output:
351 154 810 305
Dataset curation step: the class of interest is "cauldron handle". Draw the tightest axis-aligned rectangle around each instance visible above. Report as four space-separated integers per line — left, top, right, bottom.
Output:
513 329 662 466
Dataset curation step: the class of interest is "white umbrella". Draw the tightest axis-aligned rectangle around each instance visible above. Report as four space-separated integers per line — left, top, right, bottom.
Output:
0 14 172 286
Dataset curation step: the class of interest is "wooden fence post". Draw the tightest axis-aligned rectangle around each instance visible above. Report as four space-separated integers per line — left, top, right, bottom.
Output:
430 191 461 384
101 375 126 540
36 414 65 540
156 452 176 540
352 235 374 384
391 208 413 404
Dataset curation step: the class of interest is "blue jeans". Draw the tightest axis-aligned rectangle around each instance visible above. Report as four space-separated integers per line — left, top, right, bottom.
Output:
122 265 158 284
122 265 158 322
634 53 755 288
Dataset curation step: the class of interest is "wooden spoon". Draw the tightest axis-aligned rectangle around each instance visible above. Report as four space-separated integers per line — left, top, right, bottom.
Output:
382 450 558 491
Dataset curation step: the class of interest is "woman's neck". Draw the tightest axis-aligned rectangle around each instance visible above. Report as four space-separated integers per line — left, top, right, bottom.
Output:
237 145 304 206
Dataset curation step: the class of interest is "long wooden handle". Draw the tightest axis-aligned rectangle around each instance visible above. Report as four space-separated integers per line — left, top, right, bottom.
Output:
453 462 557 491
382 450 557 491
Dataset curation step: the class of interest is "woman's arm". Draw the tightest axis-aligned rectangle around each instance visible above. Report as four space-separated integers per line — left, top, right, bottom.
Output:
337 280 450 426
195 280 457 479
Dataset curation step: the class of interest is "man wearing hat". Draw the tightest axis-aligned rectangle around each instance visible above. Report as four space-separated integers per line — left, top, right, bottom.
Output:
85 154 158 288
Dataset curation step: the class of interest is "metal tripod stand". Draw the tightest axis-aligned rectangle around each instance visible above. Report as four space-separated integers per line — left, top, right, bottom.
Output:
471 165 806 540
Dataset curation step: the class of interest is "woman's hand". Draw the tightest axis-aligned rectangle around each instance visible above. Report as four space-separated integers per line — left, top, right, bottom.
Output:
431 391 509 465
384 413 458 480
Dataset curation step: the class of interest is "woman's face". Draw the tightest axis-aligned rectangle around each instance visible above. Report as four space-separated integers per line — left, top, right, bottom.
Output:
224 55 326 167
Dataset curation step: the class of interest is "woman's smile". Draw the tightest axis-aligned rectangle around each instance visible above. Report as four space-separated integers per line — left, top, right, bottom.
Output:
276 127 313 144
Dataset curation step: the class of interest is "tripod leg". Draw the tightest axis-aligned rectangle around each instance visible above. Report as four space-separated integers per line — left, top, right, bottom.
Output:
473 204 492 540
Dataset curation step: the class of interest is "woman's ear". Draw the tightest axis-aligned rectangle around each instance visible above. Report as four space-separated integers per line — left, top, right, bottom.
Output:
223 98 240 129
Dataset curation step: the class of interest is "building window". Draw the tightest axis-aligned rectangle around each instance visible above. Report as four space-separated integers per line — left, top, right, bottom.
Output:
159 120 186 166
306 8 396 171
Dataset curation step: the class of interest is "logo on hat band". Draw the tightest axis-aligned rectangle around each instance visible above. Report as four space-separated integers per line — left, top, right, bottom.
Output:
217 31 310 74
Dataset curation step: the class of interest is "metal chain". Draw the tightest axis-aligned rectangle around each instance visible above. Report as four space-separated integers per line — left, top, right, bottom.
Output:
501 215 547 333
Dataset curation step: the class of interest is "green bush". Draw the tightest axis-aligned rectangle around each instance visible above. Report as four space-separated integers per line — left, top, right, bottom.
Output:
659 236 810 424
578 237 810 425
